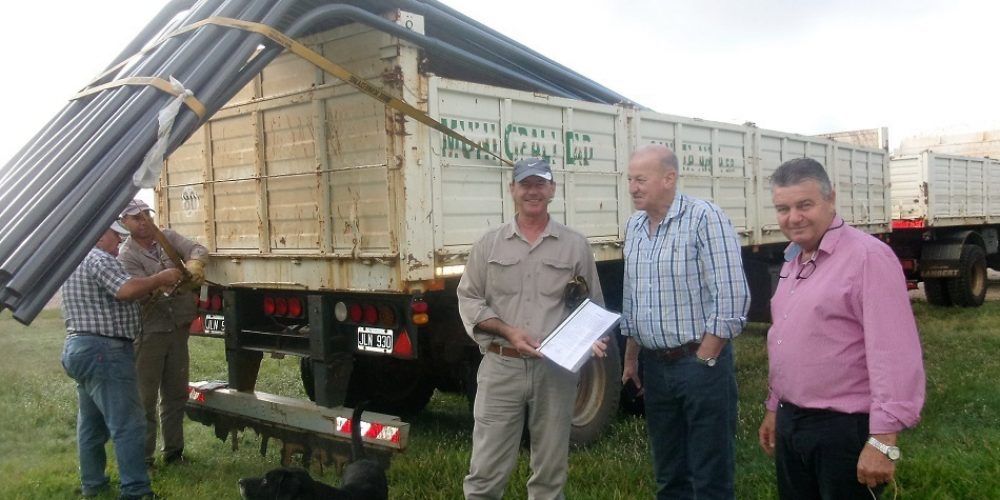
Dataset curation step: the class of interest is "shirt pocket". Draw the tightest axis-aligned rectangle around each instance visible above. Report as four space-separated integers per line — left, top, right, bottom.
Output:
487 257 521 297
539 258 575 300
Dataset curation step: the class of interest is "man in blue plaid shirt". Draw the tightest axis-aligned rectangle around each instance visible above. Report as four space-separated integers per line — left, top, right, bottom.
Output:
61 221 181 499
621 144 750 500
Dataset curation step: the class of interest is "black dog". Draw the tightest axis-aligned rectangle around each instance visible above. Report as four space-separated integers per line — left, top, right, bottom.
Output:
238 466 340 499
238 403 388 500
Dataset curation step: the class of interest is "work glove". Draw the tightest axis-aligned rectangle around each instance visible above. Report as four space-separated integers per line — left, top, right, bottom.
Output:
184 259 206 287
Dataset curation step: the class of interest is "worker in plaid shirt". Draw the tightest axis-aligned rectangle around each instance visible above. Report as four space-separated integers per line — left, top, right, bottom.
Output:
60 221 181 500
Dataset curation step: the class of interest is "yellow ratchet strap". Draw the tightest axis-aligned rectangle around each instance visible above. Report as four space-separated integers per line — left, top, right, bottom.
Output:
73 76 207 119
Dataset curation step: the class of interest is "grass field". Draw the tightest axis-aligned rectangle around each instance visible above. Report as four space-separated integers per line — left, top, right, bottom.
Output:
1 302 998 499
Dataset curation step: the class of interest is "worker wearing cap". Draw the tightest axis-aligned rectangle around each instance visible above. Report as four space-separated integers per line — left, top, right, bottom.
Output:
61 221 182 498
117 199 208 467
457 157 608 500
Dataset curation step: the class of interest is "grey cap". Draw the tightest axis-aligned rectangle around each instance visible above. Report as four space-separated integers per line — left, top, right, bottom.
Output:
120 198 154 218
513 158 553 183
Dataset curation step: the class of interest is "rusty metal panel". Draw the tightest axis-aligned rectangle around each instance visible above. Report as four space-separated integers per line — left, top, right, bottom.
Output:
261 45 322 98
330 166 392 254
262 103 321 252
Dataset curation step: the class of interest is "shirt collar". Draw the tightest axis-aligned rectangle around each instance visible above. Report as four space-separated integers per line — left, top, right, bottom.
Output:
503 215 561 241
782 215 846 260
638 193 687 228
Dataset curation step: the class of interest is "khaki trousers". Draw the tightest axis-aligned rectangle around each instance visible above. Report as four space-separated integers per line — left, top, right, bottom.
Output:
464 352 578 500
134 324 190 461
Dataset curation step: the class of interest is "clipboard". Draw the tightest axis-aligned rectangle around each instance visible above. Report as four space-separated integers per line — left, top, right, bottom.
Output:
538 298 622 372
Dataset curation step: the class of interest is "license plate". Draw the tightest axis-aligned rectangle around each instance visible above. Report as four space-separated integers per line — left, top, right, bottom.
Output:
357 326 393 354
204 314 225 335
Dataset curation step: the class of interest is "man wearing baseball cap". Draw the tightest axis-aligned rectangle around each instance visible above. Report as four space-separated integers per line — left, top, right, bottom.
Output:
118 198 208 467
458 157 608 499
61 221 182 498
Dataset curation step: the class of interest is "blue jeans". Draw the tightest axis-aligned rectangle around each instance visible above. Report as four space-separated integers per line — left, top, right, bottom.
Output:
642 343 737 500
62 335 151 497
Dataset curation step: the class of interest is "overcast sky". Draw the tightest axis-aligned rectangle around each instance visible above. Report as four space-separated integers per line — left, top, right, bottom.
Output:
2 0 997 172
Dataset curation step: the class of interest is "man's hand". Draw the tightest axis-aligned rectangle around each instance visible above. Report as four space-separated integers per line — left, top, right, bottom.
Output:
590 337 609 358
507 327 543 358
857 438 896 487
184 259 206 286
758 410 777 457
157 268 184 286
621 337 643 396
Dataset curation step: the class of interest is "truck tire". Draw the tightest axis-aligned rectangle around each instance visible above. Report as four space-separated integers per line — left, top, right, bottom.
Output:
947 244 987 307
923 279 952 306
570 338 622 447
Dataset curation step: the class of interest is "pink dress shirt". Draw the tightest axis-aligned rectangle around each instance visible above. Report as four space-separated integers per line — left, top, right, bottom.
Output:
765 217 925 434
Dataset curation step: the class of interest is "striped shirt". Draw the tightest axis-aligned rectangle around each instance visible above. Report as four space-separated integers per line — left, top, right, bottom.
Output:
621 193 749 349
62 247 141 339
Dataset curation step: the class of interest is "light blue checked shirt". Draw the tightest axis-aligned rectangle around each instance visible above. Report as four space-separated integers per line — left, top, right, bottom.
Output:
62 247 141 340
621 193 749 349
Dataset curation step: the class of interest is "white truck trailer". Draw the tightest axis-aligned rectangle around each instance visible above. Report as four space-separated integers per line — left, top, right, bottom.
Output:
889 151 1000 306
160 9 891 445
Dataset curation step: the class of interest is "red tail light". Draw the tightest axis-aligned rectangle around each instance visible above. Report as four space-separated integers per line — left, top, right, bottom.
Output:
288 297 303 317
349 303 363 322
210 294 223 312
363 304 378 324
263 296 275 315
274 297 288 316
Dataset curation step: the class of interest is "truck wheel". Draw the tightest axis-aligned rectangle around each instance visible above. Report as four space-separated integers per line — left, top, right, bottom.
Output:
947 244 987 307
570 338 622 447
923 279 952 306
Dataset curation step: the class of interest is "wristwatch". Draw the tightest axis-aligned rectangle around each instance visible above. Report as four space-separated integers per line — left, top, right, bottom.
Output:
867 436 901 461
696 355 717 367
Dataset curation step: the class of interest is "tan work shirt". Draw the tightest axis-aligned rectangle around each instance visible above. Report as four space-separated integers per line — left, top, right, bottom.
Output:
118 229 208 333
456 217 604 350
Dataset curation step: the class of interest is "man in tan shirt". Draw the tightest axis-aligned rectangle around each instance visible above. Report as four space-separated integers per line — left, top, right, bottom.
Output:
457 158 607 500
118 199 207 467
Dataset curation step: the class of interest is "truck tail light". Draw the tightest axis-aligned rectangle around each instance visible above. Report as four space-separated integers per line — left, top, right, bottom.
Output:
349 303 363 322
363 304 378 324
199 294 224 312
287 297 303 318
411 299 429 325
262 295 306 318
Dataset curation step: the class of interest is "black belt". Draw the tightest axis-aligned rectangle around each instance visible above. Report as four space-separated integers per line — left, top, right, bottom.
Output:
778 401 864 418
649 342 699 362
72 332 132 342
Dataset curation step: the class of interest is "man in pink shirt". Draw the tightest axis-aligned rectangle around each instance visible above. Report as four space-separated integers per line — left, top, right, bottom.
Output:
758 158 925 499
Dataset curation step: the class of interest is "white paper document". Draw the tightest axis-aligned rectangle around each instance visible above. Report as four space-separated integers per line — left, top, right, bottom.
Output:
539 299 622 373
